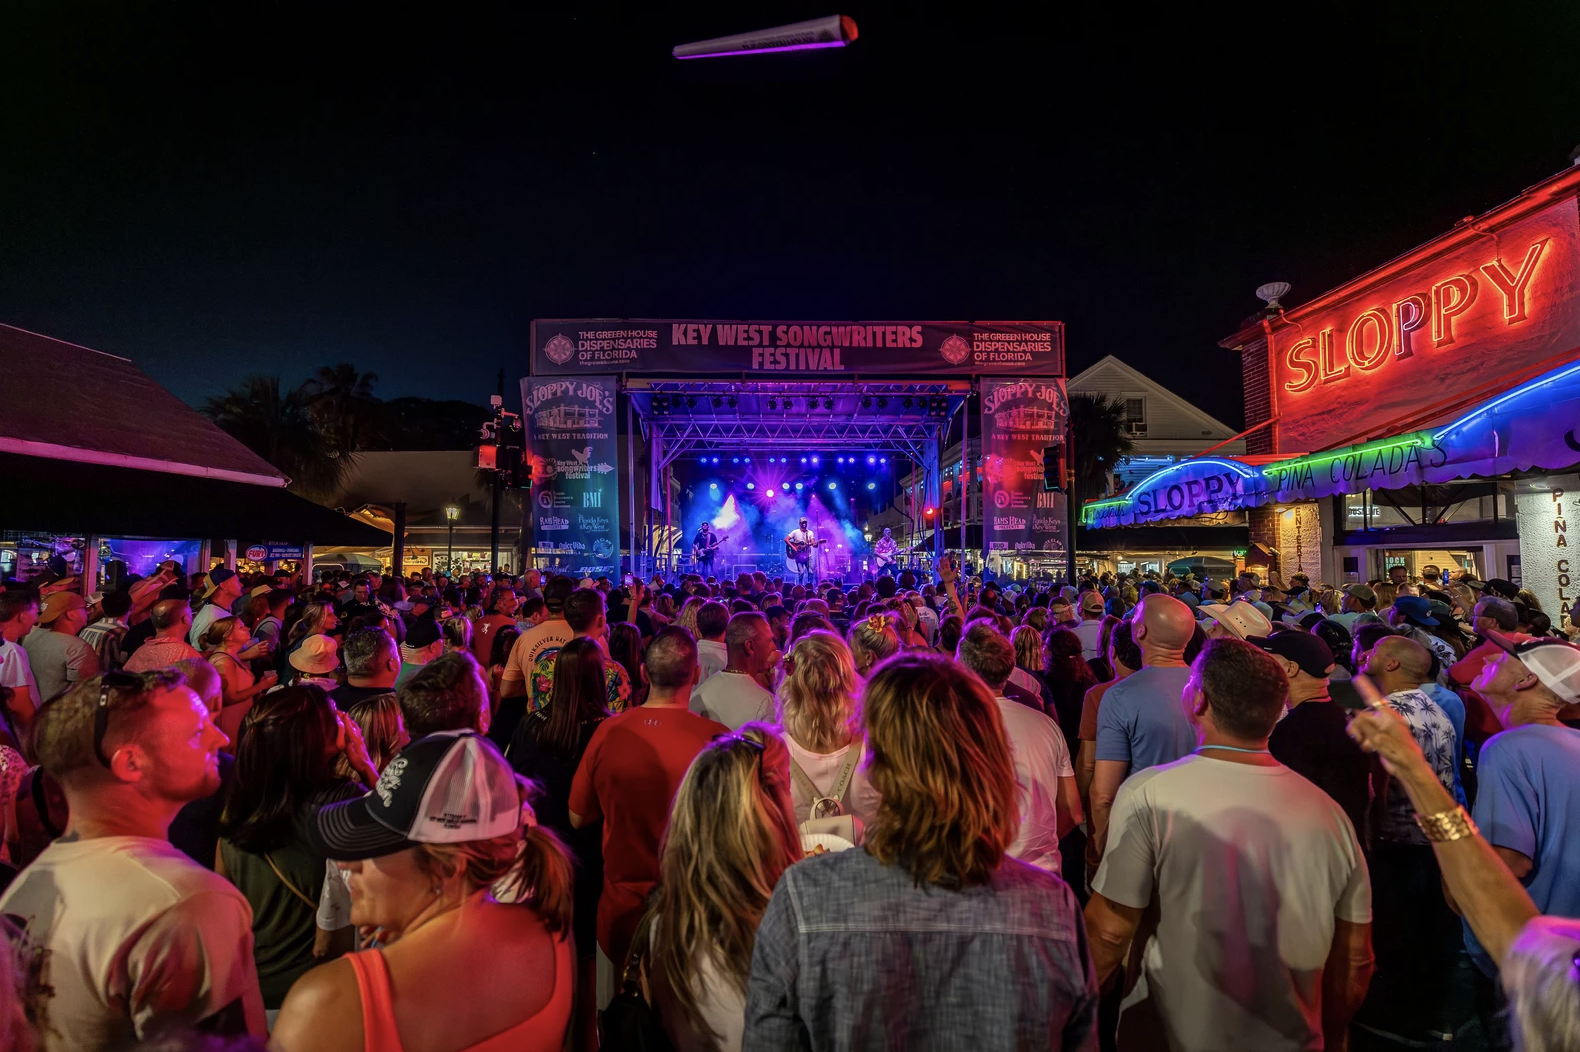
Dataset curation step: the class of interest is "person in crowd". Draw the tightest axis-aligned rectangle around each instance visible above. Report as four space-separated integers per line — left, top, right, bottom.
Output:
909 591 938 645
569 627 727 1012
956 621 1081 874
507 637 611 1046
524 589 630 720
1313 617 1356 678
693 612 782 731
122 597 202 673
252 588 291 656
335 693 407 781
394 616 442 689
1086 638 1373 1050
398 650 491 739
270 731 575 1052
846 613 901 681
1011 624 1056 715
79 589 133 672
22 591 100 705
1047 594 1079 630
743 652 1099 1048
1256 631 1374 851
1090 594 1198 868
441 615 471 655
695 600 732 683
1459 631 1580 974
1071 590 1108 662
330 627 399 712
1329 583 1381 631
202 616 278 709
1043 627 1097 753
500 575 577 699
675 596 705 640
282 603 338 683
651 724 803 1052
0 669 266 1046
1449 594 1525 745
190 567 244 648
485 624 520 707
774 630 881 829
0 591 39 740
1197 598 1273 640
469 587 519 667
609 621 647 709
1077 618 1139 824
1355 632 1465 1043
1389 595 1460 668
1347 683 1580 1052
217 685 375 1013
289 634 342 692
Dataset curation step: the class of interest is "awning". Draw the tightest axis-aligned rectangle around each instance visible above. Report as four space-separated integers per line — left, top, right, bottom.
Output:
1075 525 1249 553
0 453 390 546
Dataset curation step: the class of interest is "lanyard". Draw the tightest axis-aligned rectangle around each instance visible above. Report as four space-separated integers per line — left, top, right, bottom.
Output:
1194 745 1271 755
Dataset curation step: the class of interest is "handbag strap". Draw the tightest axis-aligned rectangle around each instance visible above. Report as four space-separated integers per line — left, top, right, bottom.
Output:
788 738 862 815
265 853 318 910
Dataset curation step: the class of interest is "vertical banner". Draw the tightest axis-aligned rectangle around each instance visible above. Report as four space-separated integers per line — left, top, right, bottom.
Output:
981 378 1069 567
1516 475 1580 622
522 376 621 577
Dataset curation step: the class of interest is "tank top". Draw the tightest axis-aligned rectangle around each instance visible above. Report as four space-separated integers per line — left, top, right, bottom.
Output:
346 933 573 1052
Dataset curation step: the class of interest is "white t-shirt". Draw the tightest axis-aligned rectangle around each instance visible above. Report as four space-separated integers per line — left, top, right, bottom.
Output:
501 619 575 685
691 671 775 730
993 696 1075 875
783 736 883 828
696 639 729 684
786 529 816 561
1071 618 1105 661
0 637 37 698
1093 754 1371 1052
0 836 267 1050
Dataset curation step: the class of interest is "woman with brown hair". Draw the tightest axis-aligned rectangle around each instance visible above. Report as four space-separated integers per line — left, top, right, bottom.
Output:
649 724 802 1052
846 614 901 680
1011 625 1056 715
676 596 705 640
743 653 1098 1046
608 621 647 708
271 732 575 1052
1043 627 1098 751
774 631 880 828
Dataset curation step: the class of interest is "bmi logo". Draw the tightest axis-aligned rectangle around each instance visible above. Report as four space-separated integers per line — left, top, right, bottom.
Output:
1036 491 1062 509
544 334 576 365
940 334 970 365
583 491 602 508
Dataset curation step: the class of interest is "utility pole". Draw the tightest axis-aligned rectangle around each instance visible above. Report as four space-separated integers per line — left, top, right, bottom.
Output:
480 368 520 578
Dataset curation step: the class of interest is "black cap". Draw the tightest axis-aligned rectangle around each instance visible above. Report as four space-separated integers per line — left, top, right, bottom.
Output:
542 575 576 613
405 616 441 649
1249 632 1335 678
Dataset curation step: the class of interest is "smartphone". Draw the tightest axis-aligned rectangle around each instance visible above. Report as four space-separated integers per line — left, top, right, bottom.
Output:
623 573 634 587
1329 679 1368 712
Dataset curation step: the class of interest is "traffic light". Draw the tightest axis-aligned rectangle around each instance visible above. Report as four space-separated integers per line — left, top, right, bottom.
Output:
1042 445 1066 491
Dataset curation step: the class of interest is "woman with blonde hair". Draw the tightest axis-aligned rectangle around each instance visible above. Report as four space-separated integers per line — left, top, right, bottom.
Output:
272 732 575 1052
775 631 881 828
883 598 927 648
676 596 705 639
200 615 276 708
744 653 1098 1044
442 615 472 654
1011 624 1055 714
649 724 802 1052
282 602 337 684
846 614 901 680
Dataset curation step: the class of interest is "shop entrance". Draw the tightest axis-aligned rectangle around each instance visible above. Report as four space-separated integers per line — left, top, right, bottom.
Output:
1377 548 1482 581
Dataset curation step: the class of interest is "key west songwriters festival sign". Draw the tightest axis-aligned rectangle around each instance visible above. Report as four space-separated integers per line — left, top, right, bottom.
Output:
521 376 620 577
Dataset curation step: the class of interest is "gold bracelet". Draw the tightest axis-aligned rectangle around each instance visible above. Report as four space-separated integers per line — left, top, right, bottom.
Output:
1413 806 1479 842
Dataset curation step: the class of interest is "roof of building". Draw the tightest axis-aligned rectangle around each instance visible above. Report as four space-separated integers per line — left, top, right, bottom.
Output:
1068 355 1242 441
0 323 286 485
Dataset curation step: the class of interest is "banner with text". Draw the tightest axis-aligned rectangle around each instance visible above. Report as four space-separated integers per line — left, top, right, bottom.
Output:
530 319 1063 376
981 378 1069 560
522 376 621 577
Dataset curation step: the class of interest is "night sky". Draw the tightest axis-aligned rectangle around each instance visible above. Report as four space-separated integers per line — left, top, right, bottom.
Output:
3 3 1578 429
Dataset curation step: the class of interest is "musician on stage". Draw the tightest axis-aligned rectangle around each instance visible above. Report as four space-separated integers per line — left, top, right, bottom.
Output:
872 526 899 578
692 521 721 577
785 516 818 585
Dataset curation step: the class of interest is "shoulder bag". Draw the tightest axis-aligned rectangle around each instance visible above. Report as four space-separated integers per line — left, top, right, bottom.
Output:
789 738 864 845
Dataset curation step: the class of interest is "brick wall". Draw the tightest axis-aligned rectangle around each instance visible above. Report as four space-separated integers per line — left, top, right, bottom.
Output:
1241 335 1274 455
1249 505 1281 576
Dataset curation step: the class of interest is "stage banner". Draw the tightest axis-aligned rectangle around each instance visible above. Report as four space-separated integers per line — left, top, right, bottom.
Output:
521 376 620 577
981 378 1070 560
530 319 1063 376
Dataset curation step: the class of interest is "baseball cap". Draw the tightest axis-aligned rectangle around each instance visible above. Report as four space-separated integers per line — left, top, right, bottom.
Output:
405 617 442 649
1342 583 1377 606
289 634 339 675
1485 630 1580 702
38 591 86 624
1197 602 1273 639
1249 632 1335 678
1483 578 1520 600
542 576 575 613
1392 594 1439 626
203 566 238 598
312 730 523 860
1080 592 1105 614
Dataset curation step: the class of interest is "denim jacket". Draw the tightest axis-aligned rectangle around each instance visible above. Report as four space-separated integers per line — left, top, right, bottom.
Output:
743 847 1099 1051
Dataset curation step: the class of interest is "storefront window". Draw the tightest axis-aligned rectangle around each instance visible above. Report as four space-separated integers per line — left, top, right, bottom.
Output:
1344 483 1508 531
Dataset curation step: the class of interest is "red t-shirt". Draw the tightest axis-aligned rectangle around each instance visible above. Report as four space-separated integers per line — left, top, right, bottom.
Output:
471 614 517 667
568 703 727 964
1448 640 1507 742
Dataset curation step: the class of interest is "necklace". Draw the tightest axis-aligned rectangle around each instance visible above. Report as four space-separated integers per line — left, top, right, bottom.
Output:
1194 745 1271 755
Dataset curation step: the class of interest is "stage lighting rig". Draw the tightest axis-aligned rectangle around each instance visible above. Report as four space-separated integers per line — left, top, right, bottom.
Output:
822 397 834 410
711 396 723 408
651 395 671 415
766 397 777 410
877 396 888 408
928 396 949 418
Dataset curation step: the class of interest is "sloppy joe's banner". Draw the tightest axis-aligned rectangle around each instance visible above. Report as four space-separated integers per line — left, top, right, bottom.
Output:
522 376 620 577
981 379 1069 558
530 319 1063 376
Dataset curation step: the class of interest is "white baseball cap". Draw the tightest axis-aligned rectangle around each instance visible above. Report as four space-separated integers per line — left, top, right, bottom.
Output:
1485 630 1580 702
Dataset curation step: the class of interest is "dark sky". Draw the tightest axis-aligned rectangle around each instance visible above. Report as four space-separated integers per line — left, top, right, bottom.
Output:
4 3 1578 428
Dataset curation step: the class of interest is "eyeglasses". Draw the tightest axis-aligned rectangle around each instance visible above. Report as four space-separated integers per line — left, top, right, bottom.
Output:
94 671 142 768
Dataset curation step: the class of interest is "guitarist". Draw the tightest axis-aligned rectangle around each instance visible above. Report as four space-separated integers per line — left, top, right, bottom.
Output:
785 516 819 585
692 522 722 577
871 526 900 578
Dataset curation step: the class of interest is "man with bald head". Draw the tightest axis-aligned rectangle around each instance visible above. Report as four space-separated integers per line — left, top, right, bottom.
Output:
1089 594 1200 867
122 599 203 672
1356 633 1463 1043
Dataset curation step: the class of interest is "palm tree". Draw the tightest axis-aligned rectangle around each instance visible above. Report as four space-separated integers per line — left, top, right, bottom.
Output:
1068 393 1134 506
303 363 380 455
203 375 353 501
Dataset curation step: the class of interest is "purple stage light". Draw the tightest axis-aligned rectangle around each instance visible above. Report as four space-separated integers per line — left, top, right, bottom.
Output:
672 16 858 60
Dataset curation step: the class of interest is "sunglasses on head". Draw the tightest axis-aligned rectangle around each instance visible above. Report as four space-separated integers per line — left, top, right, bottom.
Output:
95 671 143 768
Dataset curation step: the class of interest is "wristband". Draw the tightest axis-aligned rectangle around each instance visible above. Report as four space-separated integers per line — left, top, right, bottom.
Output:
1413 806 1478 842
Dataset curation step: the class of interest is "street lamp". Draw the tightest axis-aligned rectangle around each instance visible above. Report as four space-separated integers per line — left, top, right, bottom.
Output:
444 505 460 573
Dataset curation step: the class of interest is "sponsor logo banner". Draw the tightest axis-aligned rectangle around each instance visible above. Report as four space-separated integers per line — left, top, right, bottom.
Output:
530 320 1063 376
522 375 620 575
981 379 1069 559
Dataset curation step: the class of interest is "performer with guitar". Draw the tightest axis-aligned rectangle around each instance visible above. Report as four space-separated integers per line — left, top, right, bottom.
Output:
692 522 723 577
784 516 821 585
871 526 900 578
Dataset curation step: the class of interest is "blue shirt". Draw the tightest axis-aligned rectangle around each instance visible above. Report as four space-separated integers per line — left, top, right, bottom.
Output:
1419 682 1468 806
1094 665 1196 773
1465 723 1580 974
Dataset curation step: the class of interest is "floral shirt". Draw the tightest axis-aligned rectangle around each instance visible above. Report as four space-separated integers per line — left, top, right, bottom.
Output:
1381 688 1459 845
529 645 631 715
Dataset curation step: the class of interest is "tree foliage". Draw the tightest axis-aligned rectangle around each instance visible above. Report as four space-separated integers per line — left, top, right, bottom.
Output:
1069 393 1134 506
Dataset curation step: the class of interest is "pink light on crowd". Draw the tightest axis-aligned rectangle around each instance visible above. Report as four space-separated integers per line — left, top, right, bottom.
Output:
673 15 857 59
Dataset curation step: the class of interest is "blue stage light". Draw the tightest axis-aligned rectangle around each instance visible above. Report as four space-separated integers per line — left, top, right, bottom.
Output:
867 455 876 465
811 455 820 465
827 482 837 491
866 482 876 490
709 482 718 490
746 482 755 490
744 456 751 463
732 457 740 464
794 482 803 491
880 457 888 464
800 456 807 464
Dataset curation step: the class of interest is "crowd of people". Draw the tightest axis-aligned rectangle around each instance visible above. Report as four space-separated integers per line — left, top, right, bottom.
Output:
0 556 1576 1051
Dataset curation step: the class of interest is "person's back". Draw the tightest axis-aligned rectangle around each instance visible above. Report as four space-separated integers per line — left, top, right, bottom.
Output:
1094 664 1195 772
